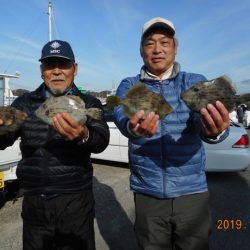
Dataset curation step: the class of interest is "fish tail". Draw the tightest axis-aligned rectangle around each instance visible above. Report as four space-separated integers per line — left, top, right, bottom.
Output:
106 96 121 110
86 108 102 120
239 93 250 104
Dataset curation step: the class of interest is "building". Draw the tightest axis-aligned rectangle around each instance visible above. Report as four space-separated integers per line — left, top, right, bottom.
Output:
0 73 19 106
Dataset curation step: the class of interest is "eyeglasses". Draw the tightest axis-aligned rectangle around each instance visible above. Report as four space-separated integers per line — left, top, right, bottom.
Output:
41 58 74 69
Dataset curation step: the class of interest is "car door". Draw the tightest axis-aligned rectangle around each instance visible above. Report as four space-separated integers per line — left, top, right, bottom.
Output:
91 107 122 161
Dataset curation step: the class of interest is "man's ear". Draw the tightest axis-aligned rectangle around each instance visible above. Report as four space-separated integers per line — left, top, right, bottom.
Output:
140 46 143 58
74 63 78 76
40 64 43 78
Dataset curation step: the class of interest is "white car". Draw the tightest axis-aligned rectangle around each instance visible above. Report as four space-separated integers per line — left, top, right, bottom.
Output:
0 139 21 206
0 138 21 186
92 109 250 172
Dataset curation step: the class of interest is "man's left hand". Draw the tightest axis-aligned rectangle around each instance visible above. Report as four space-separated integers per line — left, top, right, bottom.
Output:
200 101 229 137
52 112 88 141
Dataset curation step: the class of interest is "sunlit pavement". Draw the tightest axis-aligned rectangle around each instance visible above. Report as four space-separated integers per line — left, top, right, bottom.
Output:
1 158 250 250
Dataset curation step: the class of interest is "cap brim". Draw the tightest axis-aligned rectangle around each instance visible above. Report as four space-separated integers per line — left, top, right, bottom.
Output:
143 22 175 36
39 55 74 62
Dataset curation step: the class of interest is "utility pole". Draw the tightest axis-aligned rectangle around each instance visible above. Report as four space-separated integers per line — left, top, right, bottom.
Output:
48 1 52 41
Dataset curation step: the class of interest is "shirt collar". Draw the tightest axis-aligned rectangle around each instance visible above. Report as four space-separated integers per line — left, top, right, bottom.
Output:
140 62 180 81
144 65 174 80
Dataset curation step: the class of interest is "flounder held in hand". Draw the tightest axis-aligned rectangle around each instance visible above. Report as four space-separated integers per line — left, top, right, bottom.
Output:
0 106 27 135
106 82 173 119
35 95 102 125
181 75 250 112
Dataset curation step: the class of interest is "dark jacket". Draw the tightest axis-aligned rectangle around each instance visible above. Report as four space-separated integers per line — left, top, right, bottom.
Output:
0 83 110 194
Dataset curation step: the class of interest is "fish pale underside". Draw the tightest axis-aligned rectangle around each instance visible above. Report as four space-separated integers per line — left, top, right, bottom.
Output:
35 95 102 125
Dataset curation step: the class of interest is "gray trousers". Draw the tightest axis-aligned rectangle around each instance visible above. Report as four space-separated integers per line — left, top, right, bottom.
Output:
134 191 211 250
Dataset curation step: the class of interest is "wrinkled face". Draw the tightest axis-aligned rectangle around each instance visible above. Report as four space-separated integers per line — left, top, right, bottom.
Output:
141 30 176 78
40 57 78 95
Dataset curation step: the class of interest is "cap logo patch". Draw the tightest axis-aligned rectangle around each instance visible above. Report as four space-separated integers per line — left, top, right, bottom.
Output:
50 41 61 49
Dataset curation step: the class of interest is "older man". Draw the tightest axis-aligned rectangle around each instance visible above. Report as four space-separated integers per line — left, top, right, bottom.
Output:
0 40 109 250
113 17 229 250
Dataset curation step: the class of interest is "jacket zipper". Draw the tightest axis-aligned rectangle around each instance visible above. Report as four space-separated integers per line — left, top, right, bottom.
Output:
159 82 166 198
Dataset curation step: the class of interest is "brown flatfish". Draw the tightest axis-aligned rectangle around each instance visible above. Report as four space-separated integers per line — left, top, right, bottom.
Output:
106 82 173 119
181 75 250 112
0 106 27 135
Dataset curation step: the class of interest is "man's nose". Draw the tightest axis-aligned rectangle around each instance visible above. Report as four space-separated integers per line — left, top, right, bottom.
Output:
153 42 161 53
52 67 61 74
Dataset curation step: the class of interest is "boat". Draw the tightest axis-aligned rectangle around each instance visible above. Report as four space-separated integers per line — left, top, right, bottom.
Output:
0 73 19 106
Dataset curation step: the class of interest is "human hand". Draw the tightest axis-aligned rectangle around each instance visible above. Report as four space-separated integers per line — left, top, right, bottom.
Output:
0 119 3 126
200 101 229 137
52 112 89 141
129 110 159 137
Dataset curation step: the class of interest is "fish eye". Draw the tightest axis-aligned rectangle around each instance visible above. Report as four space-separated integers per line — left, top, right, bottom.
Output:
193 87 199 92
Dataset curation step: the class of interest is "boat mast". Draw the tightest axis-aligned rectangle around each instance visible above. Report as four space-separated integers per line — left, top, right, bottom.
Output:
48 1 52 41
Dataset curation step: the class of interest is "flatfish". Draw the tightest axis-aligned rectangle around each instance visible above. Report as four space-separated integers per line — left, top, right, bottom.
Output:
106 82 173 119
181 75 250 112
35 95 102 125
0 106 27 135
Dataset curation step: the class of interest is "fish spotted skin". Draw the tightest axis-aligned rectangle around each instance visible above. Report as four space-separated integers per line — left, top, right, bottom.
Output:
0 106 27 135
106 82 173 119
181 75 250 112
35 95 102 125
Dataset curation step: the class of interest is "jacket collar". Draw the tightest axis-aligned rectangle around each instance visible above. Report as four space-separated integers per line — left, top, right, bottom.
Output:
140 62 180 81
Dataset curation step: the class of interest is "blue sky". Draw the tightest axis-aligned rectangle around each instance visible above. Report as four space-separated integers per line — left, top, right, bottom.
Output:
1 0 250 93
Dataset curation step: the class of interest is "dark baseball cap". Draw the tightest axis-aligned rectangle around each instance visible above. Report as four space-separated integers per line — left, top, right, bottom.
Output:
39 40 75 62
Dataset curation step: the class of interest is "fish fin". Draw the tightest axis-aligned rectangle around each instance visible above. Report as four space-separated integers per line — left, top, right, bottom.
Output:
126 82 145 98
218 75 237 94
86 108 102 120
106 96 121 110
239 93 250 104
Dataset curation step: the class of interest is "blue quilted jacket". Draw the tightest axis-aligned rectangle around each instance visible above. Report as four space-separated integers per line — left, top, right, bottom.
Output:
113 63 228 198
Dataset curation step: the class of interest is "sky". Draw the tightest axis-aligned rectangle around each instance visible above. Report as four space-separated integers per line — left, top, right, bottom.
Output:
0 0 250 93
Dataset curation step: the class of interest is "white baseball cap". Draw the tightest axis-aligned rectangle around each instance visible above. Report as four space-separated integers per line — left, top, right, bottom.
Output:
142 17 175 37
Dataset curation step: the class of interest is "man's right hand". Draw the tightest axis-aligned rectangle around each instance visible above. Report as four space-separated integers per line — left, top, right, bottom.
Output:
129 110 159 137
0 119 3 126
